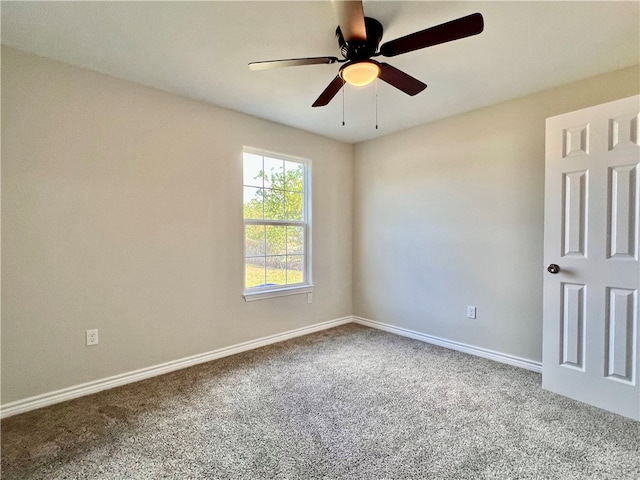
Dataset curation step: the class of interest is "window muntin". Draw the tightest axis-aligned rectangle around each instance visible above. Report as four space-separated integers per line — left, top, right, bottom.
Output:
243 149 310 297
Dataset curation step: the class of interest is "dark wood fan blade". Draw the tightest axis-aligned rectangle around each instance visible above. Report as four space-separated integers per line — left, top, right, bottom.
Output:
377 63 427 96
312 76 345 107
249 57 339 71
379 12 484 57
332 0 367 42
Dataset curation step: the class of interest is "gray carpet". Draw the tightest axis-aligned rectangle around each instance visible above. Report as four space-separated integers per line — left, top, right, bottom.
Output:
1 324 639 479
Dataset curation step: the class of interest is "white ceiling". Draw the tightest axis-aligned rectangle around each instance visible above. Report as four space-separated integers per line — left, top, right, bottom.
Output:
1 1 638 144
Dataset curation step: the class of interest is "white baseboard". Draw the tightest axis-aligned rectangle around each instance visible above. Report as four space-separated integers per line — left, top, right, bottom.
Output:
1 315 541 418
353 316 542 373
0 316 352 419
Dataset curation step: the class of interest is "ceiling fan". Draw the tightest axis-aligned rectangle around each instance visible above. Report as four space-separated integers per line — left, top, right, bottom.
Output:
249 1 484 107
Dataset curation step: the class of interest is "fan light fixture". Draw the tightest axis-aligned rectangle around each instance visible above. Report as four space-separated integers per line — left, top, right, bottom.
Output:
341 61 380 87
249 5 484 108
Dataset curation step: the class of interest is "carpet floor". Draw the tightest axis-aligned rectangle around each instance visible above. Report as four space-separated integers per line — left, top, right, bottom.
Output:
1 324 639 479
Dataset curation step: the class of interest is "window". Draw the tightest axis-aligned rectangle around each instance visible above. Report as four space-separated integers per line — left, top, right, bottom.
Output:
242 148 312 301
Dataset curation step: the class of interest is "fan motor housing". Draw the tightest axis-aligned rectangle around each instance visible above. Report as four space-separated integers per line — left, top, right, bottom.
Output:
336 17 383 61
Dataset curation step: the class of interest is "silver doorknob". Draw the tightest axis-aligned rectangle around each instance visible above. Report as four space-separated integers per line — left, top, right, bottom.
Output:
547 264 560 274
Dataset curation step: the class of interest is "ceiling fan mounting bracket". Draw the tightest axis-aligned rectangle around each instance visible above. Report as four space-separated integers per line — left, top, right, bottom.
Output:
336 17 383 61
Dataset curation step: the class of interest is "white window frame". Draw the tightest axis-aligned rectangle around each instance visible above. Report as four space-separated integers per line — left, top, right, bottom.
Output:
242 147 313 301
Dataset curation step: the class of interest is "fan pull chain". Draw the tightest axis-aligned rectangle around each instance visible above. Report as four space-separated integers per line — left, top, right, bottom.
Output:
342 82 345 126
375 78 378 130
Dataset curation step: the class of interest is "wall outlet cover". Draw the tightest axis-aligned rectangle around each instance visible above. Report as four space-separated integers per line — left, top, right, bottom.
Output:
86 329 99 346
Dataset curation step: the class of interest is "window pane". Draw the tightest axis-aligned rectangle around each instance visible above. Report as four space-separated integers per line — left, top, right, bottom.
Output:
263 188 285 220
245 257 266 288
285 191 303 221
245 225 265 257
243 151 309 294
266 256 286 285
287 226 304 254
286 255 304 284
284 161 304 192
263 157 284 189
266 225 286 255
243 187 263 220
243 153 263 188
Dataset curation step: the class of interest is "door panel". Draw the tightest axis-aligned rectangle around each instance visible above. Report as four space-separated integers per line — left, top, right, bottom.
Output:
608 164 637 259
605 287 636 382
543 95 640 420
560 282 585 369
562 170 588 257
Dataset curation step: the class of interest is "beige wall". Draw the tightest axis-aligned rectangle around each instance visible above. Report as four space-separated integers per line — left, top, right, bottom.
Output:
3 44 638 407
1 47 353 404
353 65 640 363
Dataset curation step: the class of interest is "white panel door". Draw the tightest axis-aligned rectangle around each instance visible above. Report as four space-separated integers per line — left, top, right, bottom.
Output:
543 95 640 420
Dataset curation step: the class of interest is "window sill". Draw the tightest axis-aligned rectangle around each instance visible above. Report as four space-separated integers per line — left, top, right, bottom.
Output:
243 284 314 302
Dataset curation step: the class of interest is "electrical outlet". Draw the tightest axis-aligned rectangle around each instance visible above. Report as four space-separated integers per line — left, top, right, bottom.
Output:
307 293 313 304
467 306 477 319
86 329 99 346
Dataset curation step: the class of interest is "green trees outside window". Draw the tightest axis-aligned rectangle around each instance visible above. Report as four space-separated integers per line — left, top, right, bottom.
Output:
243 152 308 289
